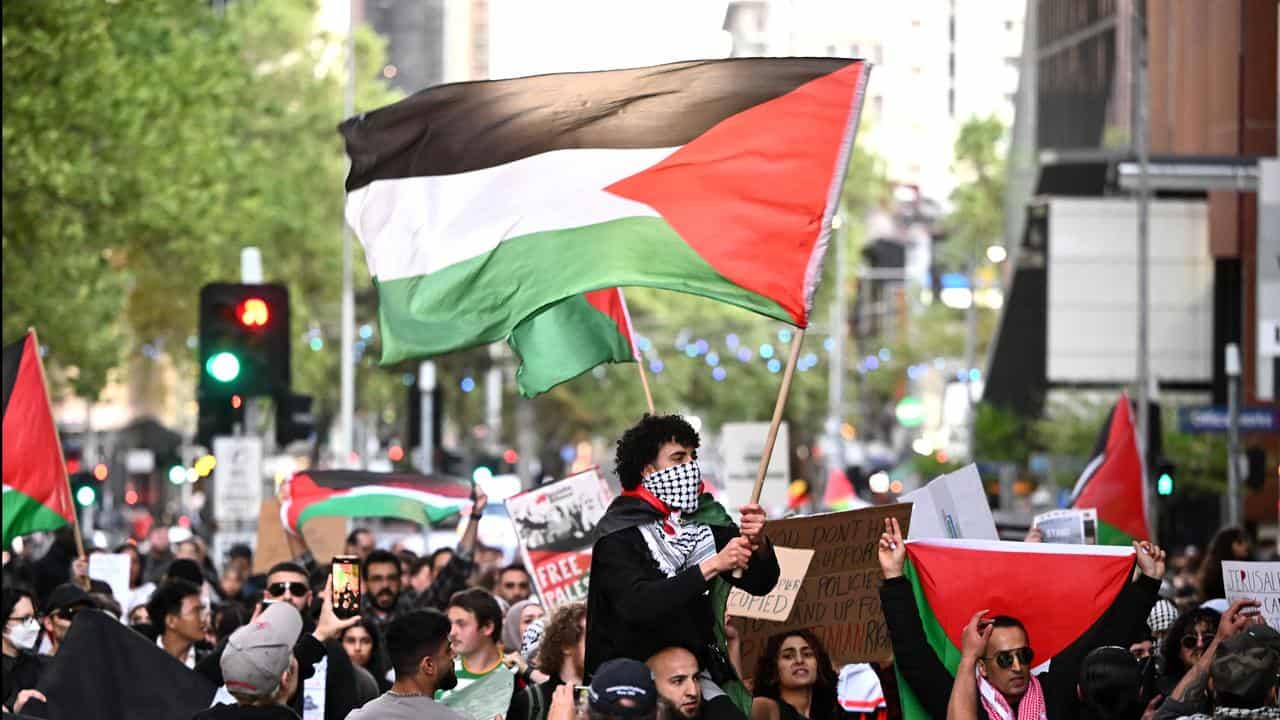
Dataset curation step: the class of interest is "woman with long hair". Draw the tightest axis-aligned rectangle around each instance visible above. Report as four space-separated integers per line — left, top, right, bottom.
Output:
1196 527 1250 601
508 602 587 720
1156 607 1220 697
750 629 841 720
340 618 392 695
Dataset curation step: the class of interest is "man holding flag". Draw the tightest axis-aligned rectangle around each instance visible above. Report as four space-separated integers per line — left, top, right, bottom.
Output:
876 517 1165 720
586 414 778 715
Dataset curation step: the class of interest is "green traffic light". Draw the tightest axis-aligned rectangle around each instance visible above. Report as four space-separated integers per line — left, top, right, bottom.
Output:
206 352 241 383
1157 472 1174 496
75 485 97 507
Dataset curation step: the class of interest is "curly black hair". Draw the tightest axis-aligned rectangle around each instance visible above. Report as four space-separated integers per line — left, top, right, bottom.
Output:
614 414 700 490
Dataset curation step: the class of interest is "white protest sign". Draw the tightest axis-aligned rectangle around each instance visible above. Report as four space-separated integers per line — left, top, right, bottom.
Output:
720 422 790 513
727 547 814 622
1033 508 1098 545
89 553 132 606
302 655 326 720
899 464 998 540
1223 561 1280 628
213 436 264 523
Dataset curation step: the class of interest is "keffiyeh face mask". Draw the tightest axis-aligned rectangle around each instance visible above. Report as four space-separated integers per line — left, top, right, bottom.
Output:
642 461 701 514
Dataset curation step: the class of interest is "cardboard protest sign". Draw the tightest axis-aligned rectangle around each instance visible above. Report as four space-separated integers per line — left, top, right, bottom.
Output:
1223 561 1280 628
1033 508 1098 544
253 498 296 574
505 467 612 609
301 514 348 565
88 553 132 607
735 503 912 675
727 547 814 621
900 464 997 540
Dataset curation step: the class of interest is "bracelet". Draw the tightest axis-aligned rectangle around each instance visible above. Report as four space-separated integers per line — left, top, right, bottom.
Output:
470 511 484 520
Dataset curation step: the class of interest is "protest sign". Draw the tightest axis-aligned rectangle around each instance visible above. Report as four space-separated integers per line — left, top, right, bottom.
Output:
441 664 516 720
1223 561 1280 628
735 503 912 675
506 467 612 609
1033 508 1098 545
302 655 326 720
899 464 998 540
88 553 132 606
253 498 296 574
727 547 814 621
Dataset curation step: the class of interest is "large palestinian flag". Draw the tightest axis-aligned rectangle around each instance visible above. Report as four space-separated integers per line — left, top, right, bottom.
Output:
899 539 1136 720
1070 392 1152 545
509 288 638 397
3 331 76 546
281 470 473 534
341 57 869 363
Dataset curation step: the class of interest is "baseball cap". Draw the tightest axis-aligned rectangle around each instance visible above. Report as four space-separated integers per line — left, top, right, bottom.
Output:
1210 630 1280 700
589 658 658 717
46 583 94 615
220 602 303 699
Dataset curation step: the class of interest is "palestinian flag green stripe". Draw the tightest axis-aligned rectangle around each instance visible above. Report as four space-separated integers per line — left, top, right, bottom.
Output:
1096 519 1134 547
510 291 635 397
2 486 71 546
897 559 961 720
296 491 463 529
375 216 790 363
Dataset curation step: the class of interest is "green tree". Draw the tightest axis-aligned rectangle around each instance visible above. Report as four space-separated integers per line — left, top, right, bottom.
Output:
3 0 399 418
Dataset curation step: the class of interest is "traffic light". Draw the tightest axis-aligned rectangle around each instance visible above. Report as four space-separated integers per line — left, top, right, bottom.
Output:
70 472 99 508
1156 460 1175 496
276 393 316 447
198 283 290 399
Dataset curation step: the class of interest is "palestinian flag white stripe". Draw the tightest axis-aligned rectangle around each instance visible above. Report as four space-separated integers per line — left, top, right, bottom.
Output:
347 147 675 283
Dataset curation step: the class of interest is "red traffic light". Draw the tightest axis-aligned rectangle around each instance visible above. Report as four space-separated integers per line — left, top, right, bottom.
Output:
237 298 270 328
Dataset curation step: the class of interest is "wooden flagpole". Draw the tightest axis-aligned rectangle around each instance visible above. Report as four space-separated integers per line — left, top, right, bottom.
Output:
734 327 805 577
747 328 805 505
27 328 86 560
635 358 656 415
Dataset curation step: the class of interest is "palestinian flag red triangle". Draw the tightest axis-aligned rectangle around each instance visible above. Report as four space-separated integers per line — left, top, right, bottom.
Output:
3 330 76 545
1070 392 1152 545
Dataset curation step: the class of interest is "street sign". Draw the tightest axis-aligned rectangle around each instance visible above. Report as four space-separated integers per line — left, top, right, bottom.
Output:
1178 406 1280 435
1260 320 1280 358
212 436 264 523
719 422 790 513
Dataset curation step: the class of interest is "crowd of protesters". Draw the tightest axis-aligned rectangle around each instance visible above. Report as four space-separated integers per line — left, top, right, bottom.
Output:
3 415 1278 720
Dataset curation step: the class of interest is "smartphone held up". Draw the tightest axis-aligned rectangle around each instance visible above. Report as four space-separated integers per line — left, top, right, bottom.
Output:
332 555 362 619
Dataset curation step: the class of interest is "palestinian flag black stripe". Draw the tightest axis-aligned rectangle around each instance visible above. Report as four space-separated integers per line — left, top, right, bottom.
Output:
340 57 856 187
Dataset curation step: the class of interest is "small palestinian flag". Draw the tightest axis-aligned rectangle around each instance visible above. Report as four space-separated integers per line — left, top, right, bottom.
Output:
898 539 1136 720
1071 392 1152 545
341 57 869 363
281 470 473 535
509 288 638 397
3 330 76 546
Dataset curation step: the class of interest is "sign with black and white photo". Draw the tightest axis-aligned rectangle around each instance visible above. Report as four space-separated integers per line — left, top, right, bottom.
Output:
1033 508 1098 545
505 468 612 609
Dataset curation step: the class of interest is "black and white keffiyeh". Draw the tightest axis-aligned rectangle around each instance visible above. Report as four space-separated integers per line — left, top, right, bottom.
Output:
642 461 702 513
638 462 716 577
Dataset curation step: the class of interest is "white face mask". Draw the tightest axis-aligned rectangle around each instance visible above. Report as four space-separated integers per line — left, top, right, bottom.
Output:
6 618 40 651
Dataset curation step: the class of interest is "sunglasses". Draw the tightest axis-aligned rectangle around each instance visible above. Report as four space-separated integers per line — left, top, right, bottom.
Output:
1180 632 1212 650
985 647 1034 669
267 582 309 598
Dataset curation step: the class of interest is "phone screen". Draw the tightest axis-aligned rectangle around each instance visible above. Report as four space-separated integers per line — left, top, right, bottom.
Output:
574 685 591 711
332 556 361 619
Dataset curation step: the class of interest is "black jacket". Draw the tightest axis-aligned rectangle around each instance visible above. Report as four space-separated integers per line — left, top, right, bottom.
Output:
1 651 46 711
585 496 779 675
879 571 1161 720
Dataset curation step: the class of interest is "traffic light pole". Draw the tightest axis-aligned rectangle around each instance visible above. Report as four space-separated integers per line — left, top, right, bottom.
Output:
338 4 357 465
1225 343 1242 528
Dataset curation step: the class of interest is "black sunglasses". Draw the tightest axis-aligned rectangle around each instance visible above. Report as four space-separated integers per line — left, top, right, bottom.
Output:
1180 632 1211 650
267 582 309 598
985 647 1034 669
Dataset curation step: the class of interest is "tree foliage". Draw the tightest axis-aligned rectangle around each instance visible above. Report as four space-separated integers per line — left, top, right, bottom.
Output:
3 0 398 415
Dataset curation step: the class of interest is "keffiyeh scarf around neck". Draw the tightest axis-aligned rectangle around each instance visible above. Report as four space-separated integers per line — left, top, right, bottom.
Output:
976 667 1046 720
629 462 717 577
